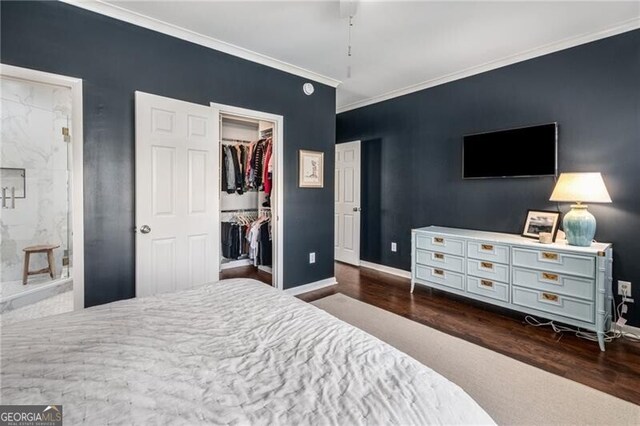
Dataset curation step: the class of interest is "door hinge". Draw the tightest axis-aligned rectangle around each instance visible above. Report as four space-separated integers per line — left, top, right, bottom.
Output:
62 127 71 142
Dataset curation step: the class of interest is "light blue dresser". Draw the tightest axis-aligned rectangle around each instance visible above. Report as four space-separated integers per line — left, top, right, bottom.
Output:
411 226 613 350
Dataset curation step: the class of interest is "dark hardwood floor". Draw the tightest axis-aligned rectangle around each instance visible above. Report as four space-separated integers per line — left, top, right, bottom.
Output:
299 262 640 406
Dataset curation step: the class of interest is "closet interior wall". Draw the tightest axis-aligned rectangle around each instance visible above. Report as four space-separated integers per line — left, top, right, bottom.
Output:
219 114 274 283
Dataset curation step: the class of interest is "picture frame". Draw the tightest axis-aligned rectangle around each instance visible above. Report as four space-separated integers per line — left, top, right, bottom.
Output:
299 150 324 188
522 209 561 241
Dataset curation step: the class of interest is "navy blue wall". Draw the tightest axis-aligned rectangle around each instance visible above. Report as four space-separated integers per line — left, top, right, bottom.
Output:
1 1 336 305
337 30 640 325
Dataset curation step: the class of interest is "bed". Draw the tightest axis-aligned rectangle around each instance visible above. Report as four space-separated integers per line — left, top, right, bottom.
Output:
1 278 493 425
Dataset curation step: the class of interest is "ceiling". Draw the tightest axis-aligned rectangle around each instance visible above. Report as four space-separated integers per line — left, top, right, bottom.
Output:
97 1 640 111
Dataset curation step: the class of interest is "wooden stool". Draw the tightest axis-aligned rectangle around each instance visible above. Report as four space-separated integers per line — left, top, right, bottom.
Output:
22 244 60 285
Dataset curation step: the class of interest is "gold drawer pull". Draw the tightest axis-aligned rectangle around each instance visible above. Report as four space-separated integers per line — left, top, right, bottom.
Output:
481 244 494 251
542 292 559 302
434 253 444 260
434 237 444 244
480 279 494 288
542 252 558 261
542 272 559 281
480 261 494 269
433 268 444 276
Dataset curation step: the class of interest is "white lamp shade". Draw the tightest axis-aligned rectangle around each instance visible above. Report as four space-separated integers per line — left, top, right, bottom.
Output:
549 172 612 203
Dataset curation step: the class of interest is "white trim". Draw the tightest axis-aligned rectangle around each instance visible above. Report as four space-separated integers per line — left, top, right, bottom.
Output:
618 323 640 337
220 259 252 270
61 0 340 89
258 265 273 274
211 102 284 292
0 64 85 311
359 261 411 280
337 17 640 113
284 277 338 296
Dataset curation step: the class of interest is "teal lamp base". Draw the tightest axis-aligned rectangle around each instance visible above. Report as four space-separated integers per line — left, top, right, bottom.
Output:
563 204 596 247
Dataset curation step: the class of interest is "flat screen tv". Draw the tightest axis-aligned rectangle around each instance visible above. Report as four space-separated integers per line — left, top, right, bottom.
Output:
462 123 557 179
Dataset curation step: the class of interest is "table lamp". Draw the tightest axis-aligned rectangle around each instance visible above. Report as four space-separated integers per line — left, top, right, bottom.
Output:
549 173 611 246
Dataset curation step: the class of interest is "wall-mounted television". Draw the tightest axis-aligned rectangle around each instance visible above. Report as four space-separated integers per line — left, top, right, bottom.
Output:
462 123 557 179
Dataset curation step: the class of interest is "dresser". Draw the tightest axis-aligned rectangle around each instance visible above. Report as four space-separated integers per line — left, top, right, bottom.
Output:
411 226 613 350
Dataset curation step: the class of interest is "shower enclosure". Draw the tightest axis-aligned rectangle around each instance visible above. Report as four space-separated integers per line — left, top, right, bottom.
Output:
0 75 74 322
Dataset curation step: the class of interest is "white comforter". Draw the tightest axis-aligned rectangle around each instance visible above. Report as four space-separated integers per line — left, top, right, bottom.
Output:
1 279 493 425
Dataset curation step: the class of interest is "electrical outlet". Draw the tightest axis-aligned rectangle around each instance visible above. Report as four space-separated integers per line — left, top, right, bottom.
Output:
391 242 397 252
309 252 316 264
618 281 632 297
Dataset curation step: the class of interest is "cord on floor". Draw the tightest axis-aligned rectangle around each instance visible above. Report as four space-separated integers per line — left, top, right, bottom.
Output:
524 299 640 344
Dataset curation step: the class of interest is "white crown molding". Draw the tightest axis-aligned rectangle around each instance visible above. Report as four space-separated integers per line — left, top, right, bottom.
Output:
359 261 411 280
60 0 341 88
284 277 338 296
337 17 640 113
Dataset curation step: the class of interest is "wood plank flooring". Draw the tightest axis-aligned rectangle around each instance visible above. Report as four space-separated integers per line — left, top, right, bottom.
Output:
299 262 640 406
220 265 272 286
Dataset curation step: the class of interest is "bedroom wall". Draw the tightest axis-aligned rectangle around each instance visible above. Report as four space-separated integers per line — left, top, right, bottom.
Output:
1 1 336 305
337 29 640 326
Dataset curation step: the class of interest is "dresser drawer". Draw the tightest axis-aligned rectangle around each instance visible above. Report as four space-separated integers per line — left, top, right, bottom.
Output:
415 264 465 291
512 267 595 301
512 287 594 323
416 233 465 257
467 241 509 264
415 249 464 273
467 276 509 302
467 259 509 283
512 247 595 278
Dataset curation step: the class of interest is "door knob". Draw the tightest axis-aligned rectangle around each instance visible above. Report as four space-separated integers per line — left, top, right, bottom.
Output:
140 225 151 234
352 207 362 212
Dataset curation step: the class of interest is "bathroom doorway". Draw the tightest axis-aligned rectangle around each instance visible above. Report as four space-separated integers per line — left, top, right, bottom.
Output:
0 64 84 324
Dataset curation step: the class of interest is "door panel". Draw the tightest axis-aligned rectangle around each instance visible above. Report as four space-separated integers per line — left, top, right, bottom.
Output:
151 237 177 295
188 150 207 214
335 141 361 265
136 91 219 298
152 146 176 216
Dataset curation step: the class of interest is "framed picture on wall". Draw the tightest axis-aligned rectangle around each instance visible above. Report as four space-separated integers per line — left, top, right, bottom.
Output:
522 210 561 241
299 150 324 188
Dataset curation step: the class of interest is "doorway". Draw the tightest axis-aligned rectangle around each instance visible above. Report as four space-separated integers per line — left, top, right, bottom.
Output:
335 140 361 266
212 102 284 290
134 92 284 297
0 64 84 323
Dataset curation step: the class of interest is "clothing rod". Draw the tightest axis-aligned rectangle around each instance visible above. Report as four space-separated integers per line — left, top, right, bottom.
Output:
221 208 259 213
221 138 253 144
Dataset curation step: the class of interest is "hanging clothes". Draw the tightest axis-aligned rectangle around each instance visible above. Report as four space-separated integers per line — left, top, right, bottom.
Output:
250 139 266 190
258 220 272 266
221 221 240 259
223 145 236 194
245 215 272 267
262 138 273 197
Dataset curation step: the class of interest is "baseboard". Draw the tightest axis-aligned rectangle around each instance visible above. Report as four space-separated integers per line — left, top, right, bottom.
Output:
258 265 272 274
359 261 411 279
220 259 251 270
619 323 640 337
284 277 338 296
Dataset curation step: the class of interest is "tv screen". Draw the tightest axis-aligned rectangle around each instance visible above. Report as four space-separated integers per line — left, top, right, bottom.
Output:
463 123 557 179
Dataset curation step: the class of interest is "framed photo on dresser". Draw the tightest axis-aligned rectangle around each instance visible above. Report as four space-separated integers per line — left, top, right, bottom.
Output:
522 210 561 241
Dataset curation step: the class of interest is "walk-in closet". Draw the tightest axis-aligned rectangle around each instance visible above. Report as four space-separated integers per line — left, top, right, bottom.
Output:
219 114 275 285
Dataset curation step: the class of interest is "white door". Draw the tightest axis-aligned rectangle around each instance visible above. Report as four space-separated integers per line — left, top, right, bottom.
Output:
335 141 361 265
135 92 219 297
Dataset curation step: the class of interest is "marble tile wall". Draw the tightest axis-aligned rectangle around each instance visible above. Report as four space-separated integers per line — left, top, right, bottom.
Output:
1 77 72 283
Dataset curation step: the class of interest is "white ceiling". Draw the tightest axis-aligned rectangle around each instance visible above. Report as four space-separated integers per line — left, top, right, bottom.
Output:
97 1 640 111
